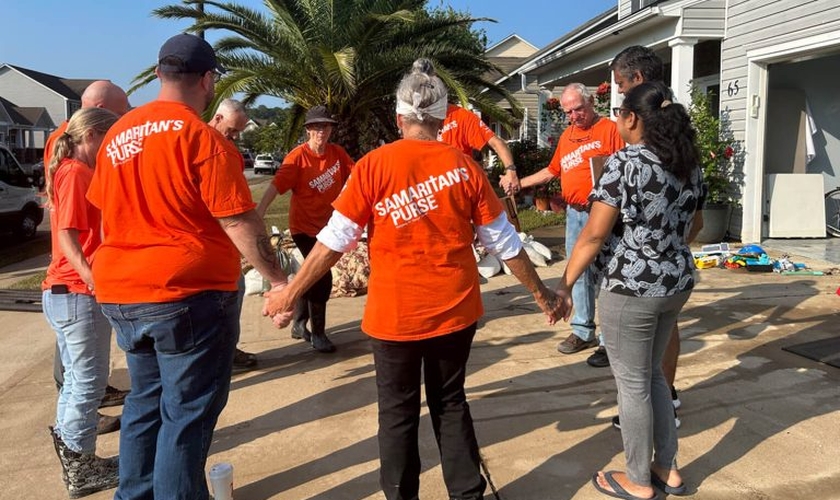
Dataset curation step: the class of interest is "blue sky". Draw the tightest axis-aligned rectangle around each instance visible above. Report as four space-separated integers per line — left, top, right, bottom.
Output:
0 0 616 107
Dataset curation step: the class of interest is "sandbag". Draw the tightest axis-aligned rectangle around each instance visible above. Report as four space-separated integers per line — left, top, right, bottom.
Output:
529 240 552 261
523 244 548 267
243 268 268 295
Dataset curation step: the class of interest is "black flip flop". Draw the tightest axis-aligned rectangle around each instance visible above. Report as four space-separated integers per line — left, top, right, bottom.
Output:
591 471 660 500
651 472 688 496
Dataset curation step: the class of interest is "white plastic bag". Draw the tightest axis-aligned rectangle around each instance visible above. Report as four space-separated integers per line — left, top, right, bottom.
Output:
243 268 268 295
523 244 548 267
477 253 501 278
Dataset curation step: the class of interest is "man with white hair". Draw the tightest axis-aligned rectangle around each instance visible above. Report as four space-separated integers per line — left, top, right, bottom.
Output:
511 83 624 356
209 98 249 141
209 97 259 370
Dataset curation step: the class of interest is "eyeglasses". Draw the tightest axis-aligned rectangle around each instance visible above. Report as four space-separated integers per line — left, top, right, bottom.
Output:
612 107 629 117
207 70 223 83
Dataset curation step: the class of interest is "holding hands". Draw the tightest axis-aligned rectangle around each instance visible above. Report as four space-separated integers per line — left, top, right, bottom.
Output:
532 287 566 325
262 283 294 328
499 170 521 196
553 282 573 323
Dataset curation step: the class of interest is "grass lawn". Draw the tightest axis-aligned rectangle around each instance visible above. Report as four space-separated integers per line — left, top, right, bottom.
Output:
517 207 565 233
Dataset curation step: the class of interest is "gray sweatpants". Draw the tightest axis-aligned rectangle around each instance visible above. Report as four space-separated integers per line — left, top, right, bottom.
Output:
599 289 691 485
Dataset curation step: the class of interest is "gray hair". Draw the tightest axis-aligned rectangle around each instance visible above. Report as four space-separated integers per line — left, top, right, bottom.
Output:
215 98 246 116
396 58 448 124
563 82 593 101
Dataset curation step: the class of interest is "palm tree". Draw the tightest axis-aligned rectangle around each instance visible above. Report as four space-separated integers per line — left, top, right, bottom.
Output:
131 0 521 157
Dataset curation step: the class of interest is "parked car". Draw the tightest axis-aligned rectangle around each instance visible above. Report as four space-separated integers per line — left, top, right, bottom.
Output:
253 154 278 175
0 145 44 239
241 151 254 169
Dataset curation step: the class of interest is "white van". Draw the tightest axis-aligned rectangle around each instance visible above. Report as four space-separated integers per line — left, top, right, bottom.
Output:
0 145 44 239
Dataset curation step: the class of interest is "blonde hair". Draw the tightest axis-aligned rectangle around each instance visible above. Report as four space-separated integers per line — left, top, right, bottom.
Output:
46 107 119 205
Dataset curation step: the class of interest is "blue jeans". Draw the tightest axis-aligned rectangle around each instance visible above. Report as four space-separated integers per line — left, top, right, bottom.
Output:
43 290 112 453
102 290 239 500
565 207 596 341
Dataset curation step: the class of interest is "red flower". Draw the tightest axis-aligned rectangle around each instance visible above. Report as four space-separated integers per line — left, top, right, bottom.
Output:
596 81 610 96
724 146 734 159
546 97 561 111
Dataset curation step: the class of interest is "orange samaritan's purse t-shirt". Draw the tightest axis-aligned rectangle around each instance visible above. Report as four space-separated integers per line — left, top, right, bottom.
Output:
42 159 101 295
332 139 504 341
272 143 353 236
547 117 624 206
438 104 495 157
87 100 255 304
43 121 68 168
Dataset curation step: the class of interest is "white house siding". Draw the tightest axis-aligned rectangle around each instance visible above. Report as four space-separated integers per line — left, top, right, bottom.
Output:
619 0 633 19
682 0 726 34
721 0 840 240
0 68 66 128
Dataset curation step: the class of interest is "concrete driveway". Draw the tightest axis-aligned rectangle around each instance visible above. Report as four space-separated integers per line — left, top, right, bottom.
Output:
0 242 838 499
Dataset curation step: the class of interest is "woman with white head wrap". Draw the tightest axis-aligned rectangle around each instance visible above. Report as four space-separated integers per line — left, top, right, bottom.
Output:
265 60 561 500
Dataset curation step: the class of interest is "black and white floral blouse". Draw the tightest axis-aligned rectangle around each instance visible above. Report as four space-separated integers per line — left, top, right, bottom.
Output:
590 143 706 298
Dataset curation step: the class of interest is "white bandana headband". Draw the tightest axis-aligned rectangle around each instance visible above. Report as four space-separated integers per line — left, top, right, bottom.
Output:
396 92 447 121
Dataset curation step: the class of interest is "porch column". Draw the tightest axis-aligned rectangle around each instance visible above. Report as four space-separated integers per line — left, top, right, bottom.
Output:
668 37 698 105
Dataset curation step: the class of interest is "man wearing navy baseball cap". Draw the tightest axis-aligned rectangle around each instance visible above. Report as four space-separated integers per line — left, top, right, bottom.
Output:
88 33 291 499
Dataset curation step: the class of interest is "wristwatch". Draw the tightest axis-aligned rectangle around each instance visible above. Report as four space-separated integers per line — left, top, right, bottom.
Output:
505 164 517 172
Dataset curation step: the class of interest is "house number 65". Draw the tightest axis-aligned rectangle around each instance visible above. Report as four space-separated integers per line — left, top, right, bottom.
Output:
727 80 740 97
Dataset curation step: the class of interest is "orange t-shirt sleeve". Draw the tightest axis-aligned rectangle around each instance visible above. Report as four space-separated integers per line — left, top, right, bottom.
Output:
332 161 373 228
272 149 301 194
197 148 255 218
55 163 95 231
466 159 504 225
547 144 563 178
463 112 495 152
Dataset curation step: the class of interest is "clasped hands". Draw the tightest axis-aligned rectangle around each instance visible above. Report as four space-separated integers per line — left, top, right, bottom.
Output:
499 171 521 196
261 283 294 328
534 284 573 325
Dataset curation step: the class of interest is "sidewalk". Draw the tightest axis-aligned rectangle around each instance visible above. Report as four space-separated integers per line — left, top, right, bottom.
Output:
0 237 838 499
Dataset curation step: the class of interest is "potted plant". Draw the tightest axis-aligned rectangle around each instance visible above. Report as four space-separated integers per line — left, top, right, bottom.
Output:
688 86 739 242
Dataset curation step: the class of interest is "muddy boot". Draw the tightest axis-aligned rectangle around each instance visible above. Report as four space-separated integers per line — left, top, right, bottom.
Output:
48 426 69 486
291 299 311 341
308 302 335 353
53 431 119 499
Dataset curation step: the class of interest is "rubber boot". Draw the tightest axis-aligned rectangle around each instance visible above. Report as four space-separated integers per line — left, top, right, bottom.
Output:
308 302 335 353
290 299 311 341
53 430 119 498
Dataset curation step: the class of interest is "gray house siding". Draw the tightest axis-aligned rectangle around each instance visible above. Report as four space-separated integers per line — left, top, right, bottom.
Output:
722 0 840 142
682 0 726 33
0 68 67 127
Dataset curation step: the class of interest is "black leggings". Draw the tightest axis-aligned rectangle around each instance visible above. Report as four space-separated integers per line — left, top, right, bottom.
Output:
291 233 333 303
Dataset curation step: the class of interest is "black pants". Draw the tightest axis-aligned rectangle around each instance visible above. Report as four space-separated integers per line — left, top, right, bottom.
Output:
291 233 332 303
370 324 486 500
